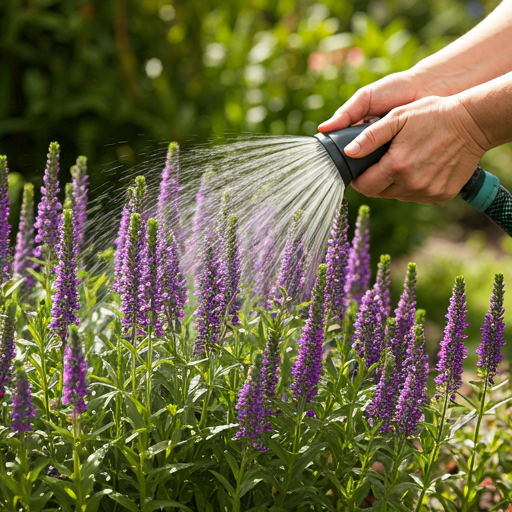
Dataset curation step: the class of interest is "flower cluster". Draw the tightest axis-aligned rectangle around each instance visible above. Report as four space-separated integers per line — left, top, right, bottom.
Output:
158 142 181 237
224 216 242 325
160 230 187 330
71 156 88 253
0 156 11 282
352 290 383 368
235 353 267 450
291 264 327 409
345 205 370 304
34 142 62 259
0 300 17 400
119 213 149 336
62 326 88 415
13 184 35 284
477 273 506 385
324 199 350 320
114 177 146 292
49 209 81 343
270 210 307 305
374 254 392 322
11 369 36 433
194 233 227 355
435 276 468 400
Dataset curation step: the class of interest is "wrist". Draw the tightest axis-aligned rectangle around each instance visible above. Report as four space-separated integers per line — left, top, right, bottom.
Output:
408 63 462 98
448 94 492 154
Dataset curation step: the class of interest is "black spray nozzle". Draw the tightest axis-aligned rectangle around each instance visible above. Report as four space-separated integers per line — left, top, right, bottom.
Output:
315 123 512 238
315 123 390 187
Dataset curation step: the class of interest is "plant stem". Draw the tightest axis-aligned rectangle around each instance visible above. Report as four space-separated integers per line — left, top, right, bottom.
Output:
20 433 30 509
383 436 406 512
131 327 137 399
461 377 489 512
146 325 153 426
73 415 83 511
278 399 305 506
198 355 214 430
414 391 450 512
233 447 248 512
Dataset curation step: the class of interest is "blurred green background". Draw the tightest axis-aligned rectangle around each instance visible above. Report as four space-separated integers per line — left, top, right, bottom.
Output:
1 0 511 361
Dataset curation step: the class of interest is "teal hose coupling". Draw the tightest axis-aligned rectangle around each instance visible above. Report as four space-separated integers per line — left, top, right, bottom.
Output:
460 166 512 237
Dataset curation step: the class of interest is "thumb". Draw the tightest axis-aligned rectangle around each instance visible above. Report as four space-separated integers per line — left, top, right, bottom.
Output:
344 115 402 159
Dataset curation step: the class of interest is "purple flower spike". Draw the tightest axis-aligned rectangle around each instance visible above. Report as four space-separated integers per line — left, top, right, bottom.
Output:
253 230 275 298
352 290 383 369
11 369 36 432
345 205 370 304
192 170 215 238
224 216 241 325
160 230 187 330
120 213 150 336
157 142 180 237
477 273 506 385
435 276 468 400
389 263 417 385
291 264 327 407
144 219 164 336
367 349 396 431
194 233 226 355
270 210 307 305
14 184 35 284
394 320 429 436
0 301 17 400
49 209 80 343
261 328 281 416
34 142 62 260
374 254 392 321
324 199 350 320
62 326 88 415
235 353 268 451
395 368 422 437
114 177 146 292
71 156 88 253
0 156 11 282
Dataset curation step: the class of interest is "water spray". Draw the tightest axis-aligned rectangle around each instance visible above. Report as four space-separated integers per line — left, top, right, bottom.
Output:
315 123 512 236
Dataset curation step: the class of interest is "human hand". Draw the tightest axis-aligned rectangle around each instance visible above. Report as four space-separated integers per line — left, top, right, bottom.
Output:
318 70 432 133
340 96 489 204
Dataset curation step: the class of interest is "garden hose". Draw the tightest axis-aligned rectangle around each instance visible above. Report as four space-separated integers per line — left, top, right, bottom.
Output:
316 124 512 237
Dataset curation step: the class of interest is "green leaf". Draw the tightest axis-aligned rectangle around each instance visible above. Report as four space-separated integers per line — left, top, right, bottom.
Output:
85 489 113 512
210 470 235 497
41 477 75 512
239 469 266 498
267 438 293 465
292 443 327 476
142 500 193 512
106 491 139 512
27 456 50 485
448 409 476 439
81 443 111 498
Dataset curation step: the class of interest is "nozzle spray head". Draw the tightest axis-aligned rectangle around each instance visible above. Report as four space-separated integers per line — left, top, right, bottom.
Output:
315 123 391 187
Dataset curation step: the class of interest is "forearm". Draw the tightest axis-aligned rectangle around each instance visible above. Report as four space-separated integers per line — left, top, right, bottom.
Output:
456 71 512 150
411 0 512 97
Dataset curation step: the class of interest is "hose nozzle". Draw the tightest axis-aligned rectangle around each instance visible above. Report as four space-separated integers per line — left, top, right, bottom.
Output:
315 124 390 187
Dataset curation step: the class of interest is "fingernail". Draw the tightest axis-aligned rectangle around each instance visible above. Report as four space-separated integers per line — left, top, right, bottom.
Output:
344 141 360 156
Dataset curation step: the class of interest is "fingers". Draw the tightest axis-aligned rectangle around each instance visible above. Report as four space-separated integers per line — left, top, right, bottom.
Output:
318 111 353 133
350 154 395 197
344 114 403 159
318 87 373 132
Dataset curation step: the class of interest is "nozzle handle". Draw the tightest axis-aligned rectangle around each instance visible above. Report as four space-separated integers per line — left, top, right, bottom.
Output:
461 167 512 237
315 124 390 187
